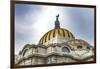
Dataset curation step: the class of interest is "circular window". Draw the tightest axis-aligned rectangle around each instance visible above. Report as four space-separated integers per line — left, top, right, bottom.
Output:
62 47 70 53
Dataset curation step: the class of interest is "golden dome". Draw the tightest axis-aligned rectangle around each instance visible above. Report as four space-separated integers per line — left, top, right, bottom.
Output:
38 14 75 45
39 28 75 45
67 39 89 46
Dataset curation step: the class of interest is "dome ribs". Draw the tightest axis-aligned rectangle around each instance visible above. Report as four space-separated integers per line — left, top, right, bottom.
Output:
61 29 65 37
48 31 51 40
38 28 75 45
53 29 55 37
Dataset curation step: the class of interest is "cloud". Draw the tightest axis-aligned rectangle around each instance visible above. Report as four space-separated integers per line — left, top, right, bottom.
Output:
15 4 94 54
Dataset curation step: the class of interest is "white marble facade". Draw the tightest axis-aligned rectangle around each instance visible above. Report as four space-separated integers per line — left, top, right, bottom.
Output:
15 41 94 65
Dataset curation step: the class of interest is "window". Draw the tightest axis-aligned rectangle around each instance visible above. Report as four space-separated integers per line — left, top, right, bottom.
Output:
77 45 83 49
62 47 70 53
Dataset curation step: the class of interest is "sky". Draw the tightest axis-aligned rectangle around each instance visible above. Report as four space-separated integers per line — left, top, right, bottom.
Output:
15 3 94 54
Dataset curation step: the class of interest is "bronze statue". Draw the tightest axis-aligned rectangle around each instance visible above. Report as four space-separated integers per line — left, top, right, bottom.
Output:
55 14 60 28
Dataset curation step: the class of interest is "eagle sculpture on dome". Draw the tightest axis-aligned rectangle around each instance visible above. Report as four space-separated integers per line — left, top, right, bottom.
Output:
55 14 60 28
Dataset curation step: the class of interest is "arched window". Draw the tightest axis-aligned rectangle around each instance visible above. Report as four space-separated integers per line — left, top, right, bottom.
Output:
62 47 70 53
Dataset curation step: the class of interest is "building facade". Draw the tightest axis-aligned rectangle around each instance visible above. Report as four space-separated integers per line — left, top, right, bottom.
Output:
15 15 94 65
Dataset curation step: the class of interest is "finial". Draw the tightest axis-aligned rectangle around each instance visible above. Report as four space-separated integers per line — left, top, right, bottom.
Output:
55 14 60 28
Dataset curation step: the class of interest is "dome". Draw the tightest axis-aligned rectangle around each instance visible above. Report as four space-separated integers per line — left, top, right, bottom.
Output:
39 14 75 45
67 39 90 46
39 28 75 45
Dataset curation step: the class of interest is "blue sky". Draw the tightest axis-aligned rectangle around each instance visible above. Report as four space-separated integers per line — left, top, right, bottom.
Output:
15 4 94 54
